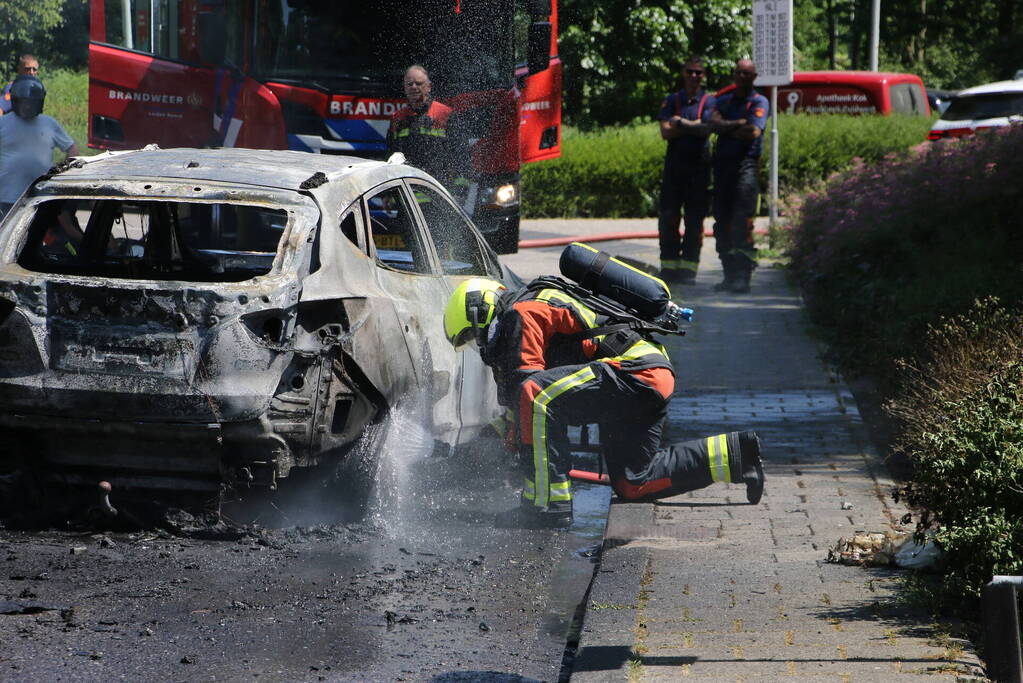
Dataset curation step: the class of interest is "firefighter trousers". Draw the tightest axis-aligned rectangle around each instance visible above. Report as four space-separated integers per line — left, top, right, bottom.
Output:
515 360 752 512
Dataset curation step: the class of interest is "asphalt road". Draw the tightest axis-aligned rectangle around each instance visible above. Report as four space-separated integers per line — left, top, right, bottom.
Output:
0 439 611 682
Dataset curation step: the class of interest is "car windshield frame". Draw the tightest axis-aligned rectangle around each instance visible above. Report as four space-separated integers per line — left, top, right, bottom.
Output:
250 0 516 95
940 92 1023 122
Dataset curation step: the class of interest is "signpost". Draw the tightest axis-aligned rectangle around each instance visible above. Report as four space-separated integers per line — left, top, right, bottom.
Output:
752 0 793 231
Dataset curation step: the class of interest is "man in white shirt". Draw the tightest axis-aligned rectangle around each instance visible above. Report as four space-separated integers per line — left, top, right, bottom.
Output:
0 75 79 218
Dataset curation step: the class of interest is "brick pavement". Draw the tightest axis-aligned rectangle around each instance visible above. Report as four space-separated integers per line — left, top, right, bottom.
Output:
508 221 987 682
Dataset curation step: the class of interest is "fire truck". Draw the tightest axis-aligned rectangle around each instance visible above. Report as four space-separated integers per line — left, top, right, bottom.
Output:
87 0 562 253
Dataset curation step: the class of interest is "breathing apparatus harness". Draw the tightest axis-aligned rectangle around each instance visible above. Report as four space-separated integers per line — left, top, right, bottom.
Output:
518 275 692 359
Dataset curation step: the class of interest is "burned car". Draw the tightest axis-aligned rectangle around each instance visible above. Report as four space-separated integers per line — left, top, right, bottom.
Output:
0 147 513 516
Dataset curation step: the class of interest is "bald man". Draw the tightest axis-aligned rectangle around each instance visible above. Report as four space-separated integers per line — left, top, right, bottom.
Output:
1 54 40 115
387 65 459 188
710 59 769 294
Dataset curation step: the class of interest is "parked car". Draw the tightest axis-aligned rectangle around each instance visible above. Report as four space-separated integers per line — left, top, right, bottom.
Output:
717 70 931 116
0 147 514 516
928 78 1023 140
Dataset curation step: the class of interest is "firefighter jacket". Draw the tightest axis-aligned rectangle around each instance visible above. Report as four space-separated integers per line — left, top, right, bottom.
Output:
481 285 675 407
387 99 457 185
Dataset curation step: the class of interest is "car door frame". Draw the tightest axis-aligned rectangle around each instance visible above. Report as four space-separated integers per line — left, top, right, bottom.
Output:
403 178 504 445
359 178 468 446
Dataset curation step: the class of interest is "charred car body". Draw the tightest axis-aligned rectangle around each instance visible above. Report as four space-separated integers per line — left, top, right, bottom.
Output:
0 148 511 514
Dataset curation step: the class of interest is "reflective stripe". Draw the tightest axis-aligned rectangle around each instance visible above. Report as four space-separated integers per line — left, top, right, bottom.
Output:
535 289 598 328
707 433 730 483
396 126 446 138
549 480 572 502
522 477 536 502
603 338 670 364
729 248 757 264
680 259 699 273
532 366 596 506
660 259 683 269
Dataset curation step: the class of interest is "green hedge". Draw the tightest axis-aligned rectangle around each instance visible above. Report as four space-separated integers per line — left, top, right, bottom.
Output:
788 126 1023 383
522 114 934 218
521 123 665 218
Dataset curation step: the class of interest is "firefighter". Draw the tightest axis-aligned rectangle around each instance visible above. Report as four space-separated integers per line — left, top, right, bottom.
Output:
443 278 765 528
387 65 464 192
709 58 769 293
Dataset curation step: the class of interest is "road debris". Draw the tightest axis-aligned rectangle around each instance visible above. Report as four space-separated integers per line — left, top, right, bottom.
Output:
826 531 944 569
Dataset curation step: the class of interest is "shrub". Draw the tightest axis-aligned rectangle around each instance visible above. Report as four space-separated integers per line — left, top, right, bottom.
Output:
767 113 932 192
788 125 1023 384
521 123 665 218
888 299 1023 596
523 114 933 218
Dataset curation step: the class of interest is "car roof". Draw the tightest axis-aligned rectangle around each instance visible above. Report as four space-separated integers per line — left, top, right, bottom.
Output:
954 79 1023 97
55 147 392 191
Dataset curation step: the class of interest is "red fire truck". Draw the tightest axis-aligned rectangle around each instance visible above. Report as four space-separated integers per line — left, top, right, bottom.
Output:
87 0 562 253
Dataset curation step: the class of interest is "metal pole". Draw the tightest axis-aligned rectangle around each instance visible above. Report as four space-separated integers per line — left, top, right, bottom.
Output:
769 86 778 233
869 0 881 71
123 0 134 50
984 576 1023 683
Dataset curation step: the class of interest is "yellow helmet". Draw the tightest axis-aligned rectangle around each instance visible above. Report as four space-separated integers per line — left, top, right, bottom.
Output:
444 278 507 349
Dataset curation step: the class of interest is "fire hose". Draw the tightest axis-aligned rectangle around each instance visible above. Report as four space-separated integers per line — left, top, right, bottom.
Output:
518 226 769 250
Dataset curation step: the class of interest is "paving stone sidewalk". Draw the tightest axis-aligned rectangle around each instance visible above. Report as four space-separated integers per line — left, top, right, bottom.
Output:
567 234 987 681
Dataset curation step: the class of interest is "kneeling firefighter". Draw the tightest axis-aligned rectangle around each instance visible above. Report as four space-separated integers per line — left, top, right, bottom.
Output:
443 243 765 528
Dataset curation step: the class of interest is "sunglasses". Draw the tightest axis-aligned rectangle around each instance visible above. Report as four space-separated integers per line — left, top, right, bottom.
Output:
685 69 705 76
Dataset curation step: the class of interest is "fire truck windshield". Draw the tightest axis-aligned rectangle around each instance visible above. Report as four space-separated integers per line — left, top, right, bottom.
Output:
253 0 515 94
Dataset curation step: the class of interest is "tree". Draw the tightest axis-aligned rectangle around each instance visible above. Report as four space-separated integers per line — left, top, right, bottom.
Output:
0 0 65 72
791 0 1023 88
559 0 751 127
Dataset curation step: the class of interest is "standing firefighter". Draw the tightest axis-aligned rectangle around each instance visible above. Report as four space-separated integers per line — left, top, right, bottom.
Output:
443 244 765 528
710 58 769 293
387 64 462 191
657 56 715 285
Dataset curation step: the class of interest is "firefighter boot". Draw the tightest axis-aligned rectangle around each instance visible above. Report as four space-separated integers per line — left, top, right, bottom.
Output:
713 254 737 292
736 430 765 504
729 252 757 294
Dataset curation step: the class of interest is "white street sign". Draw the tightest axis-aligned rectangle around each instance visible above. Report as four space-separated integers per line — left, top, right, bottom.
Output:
753 0 793 86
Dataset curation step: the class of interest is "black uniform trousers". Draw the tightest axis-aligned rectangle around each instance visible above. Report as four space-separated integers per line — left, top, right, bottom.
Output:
712 156 760 275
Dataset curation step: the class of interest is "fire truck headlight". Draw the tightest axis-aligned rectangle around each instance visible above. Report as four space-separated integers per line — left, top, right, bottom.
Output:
482 182 519 209
495 183 518 205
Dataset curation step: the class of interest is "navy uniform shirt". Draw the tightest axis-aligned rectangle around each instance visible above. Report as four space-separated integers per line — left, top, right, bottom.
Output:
713 90 769 162
657 89 715 166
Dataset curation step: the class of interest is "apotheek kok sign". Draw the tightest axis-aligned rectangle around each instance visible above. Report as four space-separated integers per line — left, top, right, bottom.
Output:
753 0 793 86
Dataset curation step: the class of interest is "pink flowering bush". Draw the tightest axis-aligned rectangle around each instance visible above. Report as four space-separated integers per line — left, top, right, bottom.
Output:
789 125 1023 383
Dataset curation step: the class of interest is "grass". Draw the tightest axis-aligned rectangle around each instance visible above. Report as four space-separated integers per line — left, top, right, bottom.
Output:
42 69 95 160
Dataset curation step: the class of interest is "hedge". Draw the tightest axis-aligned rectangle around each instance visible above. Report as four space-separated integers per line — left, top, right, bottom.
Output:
788 125 1023 383
522 114 934 218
